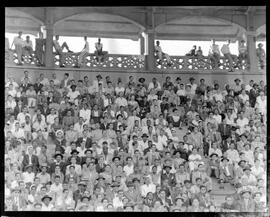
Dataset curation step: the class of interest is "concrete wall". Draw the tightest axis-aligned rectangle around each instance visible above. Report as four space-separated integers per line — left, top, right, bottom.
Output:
5 66 266 87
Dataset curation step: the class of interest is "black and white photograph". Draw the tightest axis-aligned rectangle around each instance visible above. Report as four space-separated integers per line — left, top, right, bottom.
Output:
3 6 267 213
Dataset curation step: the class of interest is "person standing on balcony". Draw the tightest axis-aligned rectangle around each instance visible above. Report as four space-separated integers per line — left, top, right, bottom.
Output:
208 39 221 69
95 38 107 62
35 32 46 66
23 36 34 62
53 35 73 67
11 31 24 65
256 43 266 69
236 40 248 69
221 40 237 72
77 36 89 68
154 41 172 66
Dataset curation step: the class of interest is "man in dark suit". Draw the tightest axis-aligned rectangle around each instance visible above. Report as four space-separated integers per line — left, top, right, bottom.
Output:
218 116 232 152
76 130 92 149
49 153 66 175
80 149 93 165
236 188 256 212
33 78 44 94
21 145 39 173
161 165 176 187
218 116 232 140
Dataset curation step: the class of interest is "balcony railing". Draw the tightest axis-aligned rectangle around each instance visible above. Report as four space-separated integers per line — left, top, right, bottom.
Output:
5 50 252 71
156 55 248 70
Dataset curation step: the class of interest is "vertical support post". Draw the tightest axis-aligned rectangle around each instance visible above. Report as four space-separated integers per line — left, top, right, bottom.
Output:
139 34 145 55
246 31 257 72
44 8 54 68
145 30 155 71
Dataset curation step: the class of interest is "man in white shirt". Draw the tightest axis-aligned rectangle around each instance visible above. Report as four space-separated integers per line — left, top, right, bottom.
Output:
236 111 249 135
148 77 162 91
208 38 221 69
138 134 149 152
17 106 30 125
79 103 91 124
123 157 134 177
77 36 89 67
74 117 85 137
41 195 54 211
140 176 156 197
221 40 235 72
51 73 60 87
154 40 172 66
226 143 240 164
23 35 34 59
11 122 25 140
11 31 24 65
22 165 35 184
50 175 63 195
115 92 128 108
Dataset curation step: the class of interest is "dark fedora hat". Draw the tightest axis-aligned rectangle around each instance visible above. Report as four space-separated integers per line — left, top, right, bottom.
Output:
41 195 52 202
138 77 146 83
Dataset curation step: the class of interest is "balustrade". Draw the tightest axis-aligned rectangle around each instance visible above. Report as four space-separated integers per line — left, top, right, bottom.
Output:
6 50 257 71
156 55 249 71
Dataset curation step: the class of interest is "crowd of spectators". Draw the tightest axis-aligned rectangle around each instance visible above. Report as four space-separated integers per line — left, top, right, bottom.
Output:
4 70 267 212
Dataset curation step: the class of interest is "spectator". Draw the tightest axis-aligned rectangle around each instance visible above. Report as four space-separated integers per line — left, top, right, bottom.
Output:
23 36 34 61
208 39 221 69
77 36 89 67
11 31 24 65
94 38 108 62
154 41 172 66
221 40 237 72
53 35 73 67
256 43 266 69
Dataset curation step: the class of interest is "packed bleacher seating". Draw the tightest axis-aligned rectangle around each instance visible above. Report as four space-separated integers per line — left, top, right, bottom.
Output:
4 70 267 212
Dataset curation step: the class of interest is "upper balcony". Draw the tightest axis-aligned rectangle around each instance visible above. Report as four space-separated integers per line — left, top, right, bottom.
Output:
5 49 252 72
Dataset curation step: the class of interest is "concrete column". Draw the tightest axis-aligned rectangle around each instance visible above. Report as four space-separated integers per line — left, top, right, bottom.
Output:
139 34 145 55
44 8 54 68
145 29 155 71
246 31 257 72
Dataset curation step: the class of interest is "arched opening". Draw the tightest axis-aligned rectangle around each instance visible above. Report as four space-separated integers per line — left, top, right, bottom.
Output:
154 16 246 56
5 8 44 35
52 13 145 54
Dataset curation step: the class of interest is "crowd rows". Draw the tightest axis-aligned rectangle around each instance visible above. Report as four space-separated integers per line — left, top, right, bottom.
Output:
4 70 267 212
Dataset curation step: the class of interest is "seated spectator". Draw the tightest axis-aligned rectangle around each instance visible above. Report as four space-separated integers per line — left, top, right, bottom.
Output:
94 38 108 62
154 41 172 66
53 35 73 67
22 36 34 61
